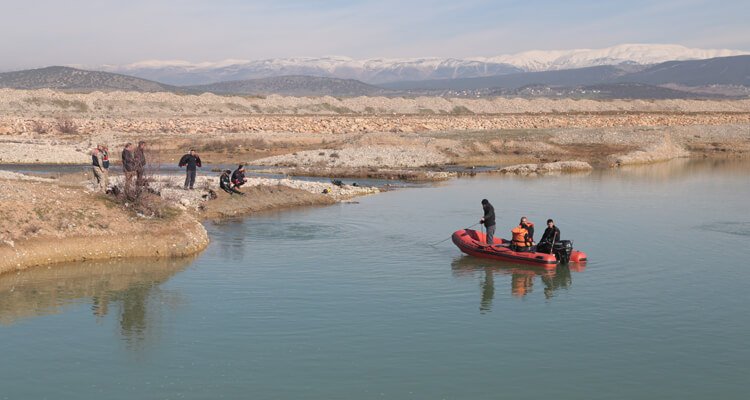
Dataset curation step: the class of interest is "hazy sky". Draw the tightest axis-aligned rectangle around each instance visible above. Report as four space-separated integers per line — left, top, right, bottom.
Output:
2 0 749 69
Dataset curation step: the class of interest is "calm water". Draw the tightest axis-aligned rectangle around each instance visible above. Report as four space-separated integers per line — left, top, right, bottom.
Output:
1 159 749 399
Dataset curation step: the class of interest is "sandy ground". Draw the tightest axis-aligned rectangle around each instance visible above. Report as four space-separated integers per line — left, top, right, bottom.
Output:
2 89 750 116
0 88 748 173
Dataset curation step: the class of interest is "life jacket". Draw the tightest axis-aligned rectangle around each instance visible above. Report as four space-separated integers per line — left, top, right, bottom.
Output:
512 225 530 246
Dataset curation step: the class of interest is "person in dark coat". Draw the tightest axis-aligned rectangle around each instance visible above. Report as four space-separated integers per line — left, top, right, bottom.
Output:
480 199 496 246
178 149 202 190
220 170 243 195
134 141 147 186
121 143 136 193
537 219 561 254
231 164 248 190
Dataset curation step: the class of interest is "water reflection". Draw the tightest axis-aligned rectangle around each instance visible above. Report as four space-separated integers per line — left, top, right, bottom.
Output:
610 158 750 182
0 257 193 348
451 256 585 312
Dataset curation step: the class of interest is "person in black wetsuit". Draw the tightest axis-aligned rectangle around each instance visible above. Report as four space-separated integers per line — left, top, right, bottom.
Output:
220 170 243 195
480 199 496 246
537 219 561 254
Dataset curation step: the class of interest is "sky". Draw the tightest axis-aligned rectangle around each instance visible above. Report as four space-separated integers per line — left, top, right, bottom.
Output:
1 0 749 69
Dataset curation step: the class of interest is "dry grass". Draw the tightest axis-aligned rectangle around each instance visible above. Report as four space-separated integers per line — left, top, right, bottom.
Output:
55 118 78 134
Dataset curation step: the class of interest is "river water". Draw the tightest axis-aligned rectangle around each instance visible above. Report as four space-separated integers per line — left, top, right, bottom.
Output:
1 159 749 399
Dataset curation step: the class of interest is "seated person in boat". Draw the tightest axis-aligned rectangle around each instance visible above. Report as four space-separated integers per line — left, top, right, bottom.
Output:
511 217 535 252
536 219 560 254
480 199 496 246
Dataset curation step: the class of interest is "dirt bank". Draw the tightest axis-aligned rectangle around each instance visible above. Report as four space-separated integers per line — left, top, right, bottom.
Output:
0 167 380 274
201 185 337 219
0 178 209 275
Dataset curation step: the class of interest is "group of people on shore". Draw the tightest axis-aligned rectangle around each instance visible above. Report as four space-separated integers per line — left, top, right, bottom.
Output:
480 199 561 253
91 141 147 193
91 143 249 195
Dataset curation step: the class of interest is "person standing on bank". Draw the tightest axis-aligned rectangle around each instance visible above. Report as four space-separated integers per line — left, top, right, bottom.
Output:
134 140 147 186
91 144 109 192
121 142 136 193
480 199 496 246
178 149 202 190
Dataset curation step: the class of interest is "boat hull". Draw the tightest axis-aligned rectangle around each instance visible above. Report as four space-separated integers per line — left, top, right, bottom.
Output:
452 229 587 268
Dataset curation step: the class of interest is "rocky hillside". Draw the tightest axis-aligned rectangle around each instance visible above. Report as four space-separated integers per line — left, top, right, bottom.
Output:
0 66 178 92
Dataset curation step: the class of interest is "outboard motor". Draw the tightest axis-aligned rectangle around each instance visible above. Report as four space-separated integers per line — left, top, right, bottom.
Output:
553 240 573 264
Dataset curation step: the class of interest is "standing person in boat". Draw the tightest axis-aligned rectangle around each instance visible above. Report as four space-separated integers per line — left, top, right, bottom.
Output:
480 199 496 246
178 149 202 190
537 219 561 254
511 217 535 252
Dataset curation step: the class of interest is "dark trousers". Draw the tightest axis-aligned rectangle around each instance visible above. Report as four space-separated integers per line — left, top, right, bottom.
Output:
184 169 197 189
221 183 243 195
485 224 496 245
536 242 553 254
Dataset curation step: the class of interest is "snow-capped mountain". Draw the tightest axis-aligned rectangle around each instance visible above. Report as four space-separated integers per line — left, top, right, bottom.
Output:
103 44 749 85
480 44 748 72
104 57 523 85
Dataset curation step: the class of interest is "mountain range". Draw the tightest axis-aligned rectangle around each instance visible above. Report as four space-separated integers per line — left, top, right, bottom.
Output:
103 44 749 85
1 45 748 99
382 55 750 91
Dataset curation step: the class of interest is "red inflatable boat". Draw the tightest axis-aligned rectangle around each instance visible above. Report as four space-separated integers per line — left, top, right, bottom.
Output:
452 229 587 268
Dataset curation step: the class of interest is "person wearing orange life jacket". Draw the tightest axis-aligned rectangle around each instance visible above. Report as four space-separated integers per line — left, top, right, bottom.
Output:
511 216 535 252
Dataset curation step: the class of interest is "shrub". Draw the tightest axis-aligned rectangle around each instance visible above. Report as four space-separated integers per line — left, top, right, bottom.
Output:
56 118 78 134
450 105 475 115
31 120 48 134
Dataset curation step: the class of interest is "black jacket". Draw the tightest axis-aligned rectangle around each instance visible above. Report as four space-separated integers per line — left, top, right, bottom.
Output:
134 147 146 170
121 149 136 172
179 154 202 170
231 168 245 184
540 226 560 243
482 202 496 227
219 173 231 189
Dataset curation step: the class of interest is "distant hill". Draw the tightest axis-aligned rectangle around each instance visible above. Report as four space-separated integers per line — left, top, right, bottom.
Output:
498 83 730 99
617 55 750 86
187 75 394 97
0 66 177 92
381 65 634 91
380 55 750 95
